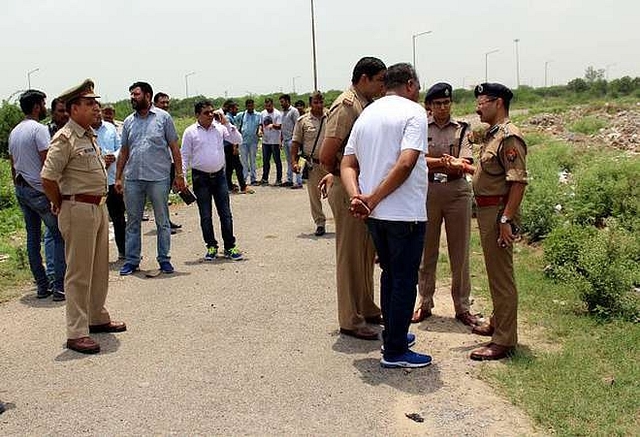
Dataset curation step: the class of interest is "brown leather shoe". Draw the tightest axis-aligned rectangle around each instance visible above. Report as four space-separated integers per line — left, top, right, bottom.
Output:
364 314 383 324
456 311 480 327
471 323 494 337
339 327 379 341
411 308 432 324
89 321 127 333
470 343 514 361
67 337 100 354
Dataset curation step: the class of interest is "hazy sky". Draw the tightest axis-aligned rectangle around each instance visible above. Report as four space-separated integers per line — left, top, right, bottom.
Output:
2 0 638 103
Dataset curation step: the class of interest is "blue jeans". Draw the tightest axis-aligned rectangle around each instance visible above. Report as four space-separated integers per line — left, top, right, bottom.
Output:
124 178 171 264
366 218 426 357
192 168 236 251
15 184 66 291
44 227 54 277
261 143 282 183
283 139 302 185
240 142 258 183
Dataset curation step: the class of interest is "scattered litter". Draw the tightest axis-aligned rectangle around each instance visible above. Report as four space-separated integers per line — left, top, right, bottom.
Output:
405 412 424 423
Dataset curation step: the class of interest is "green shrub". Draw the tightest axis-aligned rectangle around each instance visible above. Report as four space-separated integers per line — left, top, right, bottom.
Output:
567 116 607 135
0 101 23 158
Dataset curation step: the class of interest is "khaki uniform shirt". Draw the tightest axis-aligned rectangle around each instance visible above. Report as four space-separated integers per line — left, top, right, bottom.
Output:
292 109 328 159
472 119 528 196
428 117 472 178
324 86 369 163
41 119 108 196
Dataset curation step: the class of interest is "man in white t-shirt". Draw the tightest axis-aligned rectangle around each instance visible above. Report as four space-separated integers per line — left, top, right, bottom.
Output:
259 98 283 186
342 63 431 369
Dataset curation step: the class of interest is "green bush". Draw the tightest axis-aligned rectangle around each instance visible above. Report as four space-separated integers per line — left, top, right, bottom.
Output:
544 223 640 321
568 156 640 231
0 101 23 158
567 116 607 135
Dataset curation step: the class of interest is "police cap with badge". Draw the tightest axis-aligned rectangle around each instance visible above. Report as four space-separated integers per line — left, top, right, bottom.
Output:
58 79 100 109
425 82 452 102
474 82 513 103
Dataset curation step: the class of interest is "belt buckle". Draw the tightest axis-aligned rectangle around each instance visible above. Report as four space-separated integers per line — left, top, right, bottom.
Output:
99 196 107 206
433 173 448 183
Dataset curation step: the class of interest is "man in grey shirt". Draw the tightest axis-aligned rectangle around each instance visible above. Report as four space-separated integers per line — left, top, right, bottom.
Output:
115 81 185 276
280 94 303 188
8 90 66 300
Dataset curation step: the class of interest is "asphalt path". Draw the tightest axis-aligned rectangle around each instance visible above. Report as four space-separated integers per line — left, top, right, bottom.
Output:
0 183 540 436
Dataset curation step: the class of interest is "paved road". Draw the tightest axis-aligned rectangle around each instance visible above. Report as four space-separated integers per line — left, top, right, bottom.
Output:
0 185 539 436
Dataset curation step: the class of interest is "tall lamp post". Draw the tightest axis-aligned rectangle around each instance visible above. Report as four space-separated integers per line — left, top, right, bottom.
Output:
513 38 521 88
544 61 553 87
484 49 499 82
27 68 39 89
184 71 195 98
605 63 616 80
412 30 432 70
292 76 301 93
310 0 318 91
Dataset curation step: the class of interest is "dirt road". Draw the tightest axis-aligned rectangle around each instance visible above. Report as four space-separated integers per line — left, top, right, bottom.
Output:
0 185 541 436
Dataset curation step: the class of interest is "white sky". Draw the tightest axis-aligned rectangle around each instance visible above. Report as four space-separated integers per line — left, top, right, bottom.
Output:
2 0 638 102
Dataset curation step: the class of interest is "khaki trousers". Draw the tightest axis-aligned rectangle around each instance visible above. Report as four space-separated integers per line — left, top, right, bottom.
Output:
327 177 380 329
306 164 327 226
476 204 518 347
417 179 472 315
58 201 111 339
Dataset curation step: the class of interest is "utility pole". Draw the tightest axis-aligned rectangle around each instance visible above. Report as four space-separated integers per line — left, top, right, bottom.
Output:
27 68 39 89
485 49 499 82
185 71 195 98
310 0 318 90
514 39 521 88
544 61 553 87
412 30 432 74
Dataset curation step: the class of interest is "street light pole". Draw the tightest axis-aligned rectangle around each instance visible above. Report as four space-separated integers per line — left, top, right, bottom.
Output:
484 49 499 83
544 61 553 87
310 0 318 91
292 76 301 93
184 71 195 98
412 30 432 71
514 39 520 88
605 63 616 80
27 68 39 89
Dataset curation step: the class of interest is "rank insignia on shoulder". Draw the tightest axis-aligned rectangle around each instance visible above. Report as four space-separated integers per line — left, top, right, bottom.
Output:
506 148 518 162
342 97 354 107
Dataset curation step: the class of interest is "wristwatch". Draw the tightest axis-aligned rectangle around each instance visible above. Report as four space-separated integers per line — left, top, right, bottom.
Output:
500 215 512 224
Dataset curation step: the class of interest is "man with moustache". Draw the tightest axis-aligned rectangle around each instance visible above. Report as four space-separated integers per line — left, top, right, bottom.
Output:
115 82 185 276
237 99 262 186
259 98 283 186
412 83 478 327
318 56 386 340
469 83 528 361
41 79 126 354
280 94 303 188
291 91 329 235
8 90 66 301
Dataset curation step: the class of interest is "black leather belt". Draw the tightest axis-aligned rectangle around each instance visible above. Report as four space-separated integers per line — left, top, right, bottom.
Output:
428 173 463 183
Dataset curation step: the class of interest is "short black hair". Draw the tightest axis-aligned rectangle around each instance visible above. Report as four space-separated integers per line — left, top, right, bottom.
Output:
351 57 386 84
194 100 213 115
153 92 169 103
223 99 237 111
384 63 418 90
19 90 46 115
50 97 63 112
245 99 255 106
294 100 305 107
279 94 291 103
129 81 153 98
264 98 274 105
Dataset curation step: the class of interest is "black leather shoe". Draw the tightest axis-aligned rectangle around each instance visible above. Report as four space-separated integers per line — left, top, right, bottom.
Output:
314 226 325 236
170 221 182 229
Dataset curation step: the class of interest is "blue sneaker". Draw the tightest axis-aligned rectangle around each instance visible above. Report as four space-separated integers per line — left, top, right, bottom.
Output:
380 350 432 368
119 263 139 276
204 246 218 261
381 333 416 352
159 261 174 274
224 246 243 261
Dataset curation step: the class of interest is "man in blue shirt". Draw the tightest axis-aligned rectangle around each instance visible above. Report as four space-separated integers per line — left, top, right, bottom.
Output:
93 102 125 260
115 81 185 275
222 100 251 194
237 99 262 186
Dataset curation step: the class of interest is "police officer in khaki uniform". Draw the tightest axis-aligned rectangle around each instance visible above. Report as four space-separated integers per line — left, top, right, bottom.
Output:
291 91 329 236
412 83 478 326
41 79 126 354
469 83 527 360
318 57 386 340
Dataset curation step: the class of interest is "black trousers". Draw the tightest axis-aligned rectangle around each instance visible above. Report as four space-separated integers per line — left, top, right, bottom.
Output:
224 143 246 190
107 184 126 256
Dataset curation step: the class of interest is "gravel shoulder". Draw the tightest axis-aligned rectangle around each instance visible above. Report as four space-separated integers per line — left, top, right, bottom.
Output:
0 185 542 436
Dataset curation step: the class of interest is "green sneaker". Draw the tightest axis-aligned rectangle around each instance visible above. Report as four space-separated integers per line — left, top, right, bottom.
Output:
204 246 218 261
224 246 243 261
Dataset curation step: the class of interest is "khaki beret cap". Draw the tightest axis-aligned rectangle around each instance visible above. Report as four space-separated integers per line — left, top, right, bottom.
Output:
58 78 100 103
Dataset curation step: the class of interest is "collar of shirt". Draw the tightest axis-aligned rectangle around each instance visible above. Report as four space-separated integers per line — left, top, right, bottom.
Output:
350 85 371 107
134 105 159 119
428 116 459 129
68 118 94 139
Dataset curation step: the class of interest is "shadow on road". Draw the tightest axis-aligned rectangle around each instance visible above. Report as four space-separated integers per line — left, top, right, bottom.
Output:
414 314 473 334
331 331 382 354
352 358 444 394
19 293 65 308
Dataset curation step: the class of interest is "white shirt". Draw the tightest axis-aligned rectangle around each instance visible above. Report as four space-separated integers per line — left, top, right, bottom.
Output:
261 109 282 144
181 121 242 174
344 95 428 221
8 119 51 192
